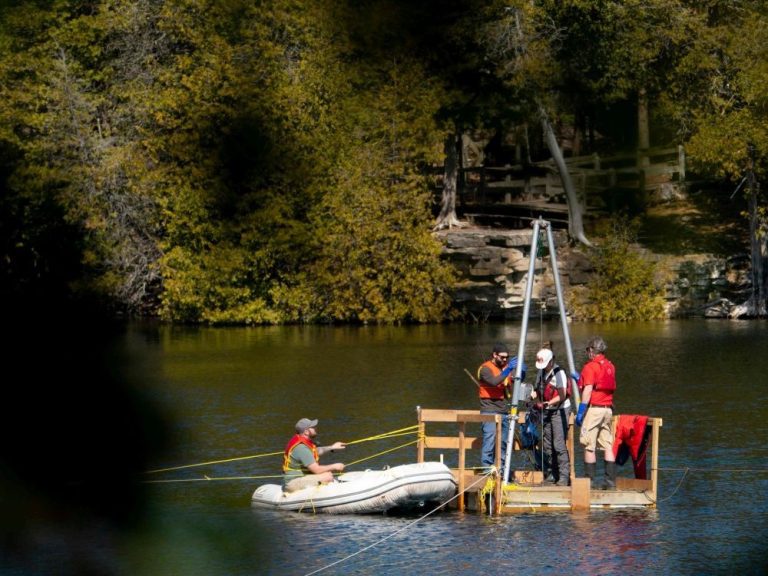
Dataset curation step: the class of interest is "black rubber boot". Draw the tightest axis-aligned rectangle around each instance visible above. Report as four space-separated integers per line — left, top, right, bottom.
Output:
603 461 617 490
584 462 596 489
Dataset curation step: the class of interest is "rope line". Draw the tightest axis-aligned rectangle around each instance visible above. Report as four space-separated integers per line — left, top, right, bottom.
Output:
646 466 768 504
142 442 418 485
645 467 689 504
302 469 495 576
143 474 282 484
344 425 420 445
145 451 284 474
343 440 419 468
145 425 420 475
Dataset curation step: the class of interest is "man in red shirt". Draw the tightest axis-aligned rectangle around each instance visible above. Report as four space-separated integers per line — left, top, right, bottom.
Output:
575 336 617 490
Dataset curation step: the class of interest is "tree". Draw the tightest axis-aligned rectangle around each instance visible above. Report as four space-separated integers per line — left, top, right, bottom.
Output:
568 216 666 321
434 133 465 230
481 2 592 245
535 0 696 148
281 10 456 322
0 1 166 311
668 1 768 317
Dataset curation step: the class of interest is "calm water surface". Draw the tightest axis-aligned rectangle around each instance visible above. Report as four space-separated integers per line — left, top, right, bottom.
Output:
28 320 768 575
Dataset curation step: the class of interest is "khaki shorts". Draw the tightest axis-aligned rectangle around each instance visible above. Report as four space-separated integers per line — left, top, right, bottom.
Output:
284 474 324 492
579 405 614 453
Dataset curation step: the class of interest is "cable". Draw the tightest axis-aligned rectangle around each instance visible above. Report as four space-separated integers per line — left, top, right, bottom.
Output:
145 451 283 474
303 469 495 576
145 425 420 475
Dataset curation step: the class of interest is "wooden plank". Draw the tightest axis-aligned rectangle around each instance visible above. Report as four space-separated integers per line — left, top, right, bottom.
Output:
501 486 656 510
587 490 657 507
419 409 478 422
503 485 573 509
423 436 482 450
571 477 591 511
650 417 661 505
616 477 652 491
417 407 424 463
486 180 527 189
458 422 466 511
451 470 487 490
457 413 501 423
514 470 543 484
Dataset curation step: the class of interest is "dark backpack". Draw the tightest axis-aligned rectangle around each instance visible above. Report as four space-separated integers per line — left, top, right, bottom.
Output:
551 366 574 399
519 411 539 449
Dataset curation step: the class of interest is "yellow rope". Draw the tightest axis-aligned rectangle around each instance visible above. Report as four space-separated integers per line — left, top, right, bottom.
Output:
144 439 419 484
145 425 420 475
344 425 420 445
503 480 537 511
342 439 419 468
143 474 282 484
145 451 283 474
478 476 496 513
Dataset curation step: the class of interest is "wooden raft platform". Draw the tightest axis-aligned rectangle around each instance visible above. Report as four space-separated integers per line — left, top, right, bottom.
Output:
416 408 662 513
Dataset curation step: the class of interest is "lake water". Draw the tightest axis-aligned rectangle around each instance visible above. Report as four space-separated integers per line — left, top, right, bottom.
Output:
4 319 768 575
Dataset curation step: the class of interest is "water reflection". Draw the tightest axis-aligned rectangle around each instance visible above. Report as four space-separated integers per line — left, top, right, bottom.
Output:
128 319 768 576
8 319 765 575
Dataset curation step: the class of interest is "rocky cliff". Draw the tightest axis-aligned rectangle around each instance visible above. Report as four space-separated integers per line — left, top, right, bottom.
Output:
436 227 750 320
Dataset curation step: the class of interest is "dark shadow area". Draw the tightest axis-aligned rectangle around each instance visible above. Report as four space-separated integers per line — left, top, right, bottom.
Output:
0 294 172 574
637 181 749 256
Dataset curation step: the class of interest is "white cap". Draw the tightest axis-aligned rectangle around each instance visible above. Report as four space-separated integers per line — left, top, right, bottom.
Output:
535 348 553 370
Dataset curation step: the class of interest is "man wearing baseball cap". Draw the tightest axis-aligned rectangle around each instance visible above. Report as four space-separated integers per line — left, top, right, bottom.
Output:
283 418 346 492
531 346 571 486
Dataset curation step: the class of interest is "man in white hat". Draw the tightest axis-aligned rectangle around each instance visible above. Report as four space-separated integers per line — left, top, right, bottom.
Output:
282 418 346 492
531 346 571 486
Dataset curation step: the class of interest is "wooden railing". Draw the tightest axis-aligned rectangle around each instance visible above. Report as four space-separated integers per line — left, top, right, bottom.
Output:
455 145 686 217
416 407 664 512
415 408 503 512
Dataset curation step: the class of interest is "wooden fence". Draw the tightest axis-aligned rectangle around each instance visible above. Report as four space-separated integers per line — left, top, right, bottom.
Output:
450 145 686 227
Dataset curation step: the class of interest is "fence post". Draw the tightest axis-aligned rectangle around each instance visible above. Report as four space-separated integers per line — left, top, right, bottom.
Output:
678 145 686 183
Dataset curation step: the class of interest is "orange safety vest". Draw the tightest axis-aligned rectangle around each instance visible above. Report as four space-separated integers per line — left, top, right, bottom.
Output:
283 434 320 474
579 355 616 407
477 360 510 400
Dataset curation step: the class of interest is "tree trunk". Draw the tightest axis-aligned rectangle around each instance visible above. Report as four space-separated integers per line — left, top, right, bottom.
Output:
434 132 465 230
749 182 768 317
637 87 650 150
747 178 767 316
539 105 591 246
572 110 582 157
730 152 767 318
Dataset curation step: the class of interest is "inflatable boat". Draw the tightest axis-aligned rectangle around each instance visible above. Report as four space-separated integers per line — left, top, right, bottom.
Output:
251 461 457 514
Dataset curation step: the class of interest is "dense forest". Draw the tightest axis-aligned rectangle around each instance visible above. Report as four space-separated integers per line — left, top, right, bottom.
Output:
1 0 767 324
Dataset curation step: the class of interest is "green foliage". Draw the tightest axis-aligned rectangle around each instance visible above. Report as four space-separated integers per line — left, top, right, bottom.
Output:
569 217 667 321
286 54 456 323
5 0 765 324
482 0 698 146
669 4 768 181
160 244 281 324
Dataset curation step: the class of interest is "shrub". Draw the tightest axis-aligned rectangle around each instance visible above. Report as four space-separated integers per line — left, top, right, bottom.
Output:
569 217 667 321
